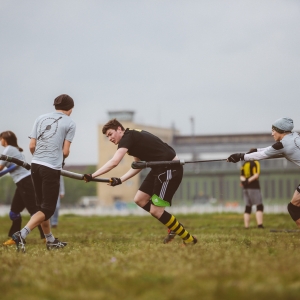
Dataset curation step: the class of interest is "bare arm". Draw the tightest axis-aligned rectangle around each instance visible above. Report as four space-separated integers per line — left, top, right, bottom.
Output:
92 147 128 178
120 157 142 182
63 140 72 158
240 173 259 183
29 138 36 154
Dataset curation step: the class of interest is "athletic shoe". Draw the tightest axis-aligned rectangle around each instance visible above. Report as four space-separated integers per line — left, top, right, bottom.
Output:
258 224 264 229
183 236 198 246
46 238 67 250
11 231 26 253
3 238 16 246
163 229 176 244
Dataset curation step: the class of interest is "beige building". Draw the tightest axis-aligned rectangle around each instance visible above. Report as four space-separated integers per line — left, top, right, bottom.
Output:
96 111 177 206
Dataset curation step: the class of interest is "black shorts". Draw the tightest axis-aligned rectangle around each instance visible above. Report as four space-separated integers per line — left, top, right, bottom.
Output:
139 165 183 206
31 163 60 213
11 175 40 215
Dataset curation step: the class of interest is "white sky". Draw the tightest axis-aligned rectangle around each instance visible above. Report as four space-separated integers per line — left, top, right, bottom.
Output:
0 1 299 165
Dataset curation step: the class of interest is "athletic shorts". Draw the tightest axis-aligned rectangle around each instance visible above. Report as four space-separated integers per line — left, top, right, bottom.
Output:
31 163 60 213
139 165 183 206
11 175 39 216
243 189 263 206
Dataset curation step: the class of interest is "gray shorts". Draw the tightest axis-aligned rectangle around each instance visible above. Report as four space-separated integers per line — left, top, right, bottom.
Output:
243 189 263 206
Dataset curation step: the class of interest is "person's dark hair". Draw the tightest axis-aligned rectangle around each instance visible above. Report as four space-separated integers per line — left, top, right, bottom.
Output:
272 125 286 134
102 119 125 134
0 131 23 152
53 94 74 111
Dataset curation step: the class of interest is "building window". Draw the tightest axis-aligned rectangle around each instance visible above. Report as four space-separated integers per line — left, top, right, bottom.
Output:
279 179 283 198
187 182 190 200
194 181 199 198
211 181 215 198
271 179 276 199
264 180 269 198
233 181 238 200
203 181 207 195
286 179 291 199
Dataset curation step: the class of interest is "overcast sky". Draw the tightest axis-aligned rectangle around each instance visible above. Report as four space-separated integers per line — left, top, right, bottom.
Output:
0 1 299 165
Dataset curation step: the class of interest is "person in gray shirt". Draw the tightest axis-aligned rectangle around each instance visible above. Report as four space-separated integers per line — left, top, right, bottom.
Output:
227 117 300 228
0 131 45 245
12 94 76 252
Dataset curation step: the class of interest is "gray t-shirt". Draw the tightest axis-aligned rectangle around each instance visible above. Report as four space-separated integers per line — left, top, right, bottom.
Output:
0 145 30 183
244 132 300 167
29 111 76 170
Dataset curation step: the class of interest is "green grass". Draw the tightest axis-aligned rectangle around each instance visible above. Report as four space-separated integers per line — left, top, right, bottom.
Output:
1 213 300 300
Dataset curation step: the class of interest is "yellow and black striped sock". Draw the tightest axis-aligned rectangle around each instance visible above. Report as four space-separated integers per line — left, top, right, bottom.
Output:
158 211 195 243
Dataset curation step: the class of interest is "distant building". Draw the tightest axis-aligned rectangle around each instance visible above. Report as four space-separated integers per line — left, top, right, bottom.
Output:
172 133 299 205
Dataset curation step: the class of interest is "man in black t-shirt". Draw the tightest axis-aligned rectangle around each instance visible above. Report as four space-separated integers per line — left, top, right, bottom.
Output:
84 119 197 246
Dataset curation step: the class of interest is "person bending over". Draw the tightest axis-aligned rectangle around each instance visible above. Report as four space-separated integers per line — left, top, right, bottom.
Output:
84 119 197 246
228 117 300 228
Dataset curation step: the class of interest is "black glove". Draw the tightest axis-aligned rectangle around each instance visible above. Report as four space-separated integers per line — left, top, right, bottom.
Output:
241 178 249 188
83 174 93 182
227 153 245 163
110 177 122 187
246 148 257 154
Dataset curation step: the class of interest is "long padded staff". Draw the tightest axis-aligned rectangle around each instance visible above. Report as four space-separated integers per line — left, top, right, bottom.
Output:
60 170 110 183
131 154 284 169
131 159 227 169
0 154 110 183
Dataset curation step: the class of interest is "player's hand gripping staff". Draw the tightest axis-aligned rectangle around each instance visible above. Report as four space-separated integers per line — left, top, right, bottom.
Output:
83 174 121 186
227 149 284 163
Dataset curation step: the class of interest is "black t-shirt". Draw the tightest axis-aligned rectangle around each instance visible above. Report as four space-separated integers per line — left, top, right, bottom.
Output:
118 128 176 161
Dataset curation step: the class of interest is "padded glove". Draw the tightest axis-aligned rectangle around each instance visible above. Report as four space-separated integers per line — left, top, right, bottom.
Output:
227 153 245 163
110 177 122 187
83 174 93 182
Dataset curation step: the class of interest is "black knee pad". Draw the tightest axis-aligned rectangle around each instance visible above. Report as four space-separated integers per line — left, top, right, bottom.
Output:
40 208 55 221
257 204 264 212
287 202 300 222
245 206 252 214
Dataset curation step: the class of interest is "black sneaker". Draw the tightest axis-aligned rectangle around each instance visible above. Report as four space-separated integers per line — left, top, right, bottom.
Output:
258 224 264 229
163 229 176 244
12 231 26 253
46 238 67 250
183 236 198 246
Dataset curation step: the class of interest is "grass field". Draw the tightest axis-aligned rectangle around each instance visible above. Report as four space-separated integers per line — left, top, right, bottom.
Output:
1 212 300 300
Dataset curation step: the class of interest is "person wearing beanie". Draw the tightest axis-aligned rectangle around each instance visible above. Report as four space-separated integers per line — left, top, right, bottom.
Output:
227 117 300 229
11 94 76 252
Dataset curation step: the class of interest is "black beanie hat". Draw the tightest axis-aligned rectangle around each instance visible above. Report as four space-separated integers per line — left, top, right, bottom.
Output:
53 94 74 111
